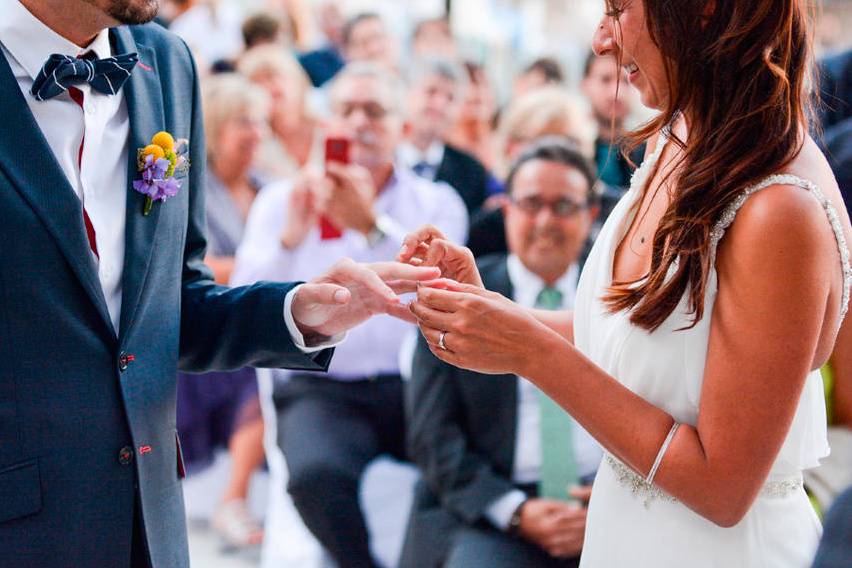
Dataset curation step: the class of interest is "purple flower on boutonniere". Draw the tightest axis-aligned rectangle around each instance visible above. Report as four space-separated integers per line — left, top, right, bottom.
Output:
133 131 190 216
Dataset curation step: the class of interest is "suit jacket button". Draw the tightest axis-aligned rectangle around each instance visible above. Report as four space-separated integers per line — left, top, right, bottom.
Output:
118 446 134 466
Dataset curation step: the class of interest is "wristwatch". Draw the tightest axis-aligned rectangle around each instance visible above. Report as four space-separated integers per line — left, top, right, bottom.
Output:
508 499 528 536
365 214 393 248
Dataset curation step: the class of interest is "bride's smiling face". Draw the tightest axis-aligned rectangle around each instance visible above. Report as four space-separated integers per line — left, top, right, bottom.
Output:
593 0 668 110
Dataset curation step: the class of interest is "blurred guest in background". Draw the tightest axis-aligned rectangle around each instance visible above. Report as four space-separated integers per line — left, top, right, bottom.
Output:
238 45 318 180
176 74 270 549
412 16 458 60
232 63 468 568
402 139 601 568
170 0 244 71
448 61 500 172
825 119 851 205
400 58 497 215
499 87 596 169
241 12 286 52
811 484 852 568
580 52 638 191
468 88 597 258
341 12 399 73
513 57 565 99
820 48 852 130
298 1 346 87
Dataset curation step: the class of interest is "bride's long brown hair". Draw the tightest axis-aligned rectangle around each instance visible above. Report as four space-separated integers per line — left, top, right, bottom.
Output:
603 0 816 331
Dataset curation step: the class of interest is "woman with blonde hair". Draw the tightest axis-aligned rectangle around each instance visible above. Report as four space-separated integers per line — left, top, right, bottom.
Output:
238 44 319 180
498 86 597 173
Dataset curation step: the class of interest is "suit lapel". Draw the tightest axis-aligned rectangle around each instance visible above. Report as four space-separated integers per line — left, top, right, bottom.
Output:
112 27 164 340
0 47 114 337
480 258 520 469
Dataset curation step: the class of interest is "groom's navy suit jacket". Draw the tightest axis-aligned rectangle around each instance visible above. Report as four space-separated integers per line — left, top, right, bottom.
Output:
0 23 331 567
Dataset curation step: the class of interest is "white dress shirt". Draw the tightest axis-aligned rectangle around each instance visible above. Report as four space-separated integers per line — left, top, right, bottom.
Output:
0 0 320 350
485 254 602 529
0 0 129 332
232 166 468 379
397 140 445 180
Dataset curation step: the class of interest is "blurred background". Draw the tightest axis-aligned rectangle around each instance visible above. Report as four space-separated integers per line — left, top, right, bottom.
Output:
158 1 852 566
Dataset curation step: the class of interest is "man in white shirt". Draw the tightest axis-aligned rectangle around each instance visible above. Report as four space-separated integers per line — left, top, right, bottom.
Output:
0 2 437 567
402 139 602 568
232 63 467 568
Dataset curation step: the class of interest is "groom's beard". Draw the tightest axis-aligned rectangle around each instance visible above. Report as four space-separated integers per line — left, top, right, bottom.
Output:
84 0 160 25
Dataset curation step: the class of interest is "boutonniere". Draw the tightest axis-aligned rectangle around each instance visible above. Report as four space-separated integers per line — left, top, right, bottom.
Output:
133 131 190 216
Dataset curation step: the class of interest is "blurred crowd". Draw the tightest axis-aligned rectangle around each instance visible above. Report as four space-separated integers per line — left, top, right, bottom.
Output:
156 1 852 567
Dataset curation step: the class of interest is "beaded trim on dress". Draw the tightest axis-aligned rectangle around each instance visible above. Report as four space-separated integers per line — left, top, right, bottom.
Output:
708 173 852 325
604 454 804 509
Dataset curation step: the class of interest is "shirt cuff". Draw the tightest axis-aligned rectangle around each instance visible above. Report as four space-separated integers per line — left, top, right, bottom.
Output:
484 489 527 532
283 285 346 353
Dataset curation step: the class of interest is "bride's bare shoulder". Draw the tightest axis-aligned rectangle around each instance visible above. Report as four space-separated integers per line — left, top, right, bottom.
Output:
725 136 845 241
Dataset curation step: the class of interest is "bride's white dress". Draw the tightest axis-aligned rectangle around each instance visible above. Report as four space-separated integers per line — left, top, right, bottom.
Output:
573 130 851 567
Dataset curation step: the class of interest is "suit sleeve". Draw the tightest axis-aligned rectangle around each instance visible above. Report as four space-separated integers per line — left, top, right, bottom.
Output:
407 334 517 526
176 41 332 373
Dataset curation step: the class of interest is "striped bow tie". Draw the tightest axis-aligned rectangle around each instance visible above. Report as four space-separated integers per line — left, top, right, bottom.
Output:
30 52 139 101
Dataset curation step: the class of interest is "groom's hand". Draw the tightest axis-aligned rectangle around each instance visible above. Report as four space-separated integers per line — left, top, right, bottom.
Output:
291 258 440 343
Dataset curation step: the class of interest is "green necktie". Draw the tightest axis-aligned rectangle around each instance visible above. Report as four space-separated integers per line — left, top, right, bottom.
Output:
535 286 579 500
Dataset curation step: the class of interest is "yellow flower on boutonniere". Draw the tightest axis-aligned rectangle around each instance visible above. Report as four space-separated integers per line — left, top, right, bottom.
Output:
143 144 165 161
134 131 190 216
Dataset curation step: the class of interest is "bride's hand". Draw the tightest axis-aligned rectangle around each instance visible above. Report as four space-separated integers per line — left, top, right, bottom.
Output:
409 279 560 375
398 225 484 289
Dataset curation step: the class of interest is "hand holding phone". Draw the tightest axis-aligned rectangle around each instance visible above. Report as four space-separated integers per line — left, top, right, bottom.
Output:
320 137 350 240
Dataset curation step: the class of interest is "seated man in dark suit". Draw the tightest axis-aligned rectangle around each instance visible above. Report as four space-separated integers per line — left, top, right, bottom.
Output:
825 118 852 209
399 57 501 216
402 139 603 568
820 49 852 131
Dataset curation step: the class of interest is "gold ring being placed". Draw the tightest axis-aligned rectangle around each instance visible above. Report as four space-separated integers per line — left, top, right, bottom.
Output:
438 331 448 351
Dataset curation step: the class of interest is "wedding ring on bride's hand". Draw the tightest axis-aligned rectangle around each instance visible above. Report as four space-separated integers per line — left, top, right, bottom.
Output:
438 331 448 351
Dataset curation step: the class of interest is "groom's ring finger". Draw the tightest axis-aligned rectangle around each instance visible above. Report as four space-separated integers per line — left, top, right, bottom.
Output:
438 331 448 350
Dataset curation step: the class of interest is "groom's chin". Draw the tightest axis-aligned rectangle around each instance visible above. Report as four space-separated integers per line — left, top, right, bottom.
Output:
101 0 160 25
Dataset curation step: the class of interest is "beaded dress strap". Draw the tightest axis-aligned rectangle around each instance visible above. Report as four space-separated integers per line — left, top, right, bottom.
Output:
709 174 851 324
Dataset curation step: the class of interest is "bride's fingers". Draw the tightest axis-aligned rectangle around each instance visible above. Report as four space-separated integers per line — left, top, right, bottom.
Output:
399 226 441 262
424 239 451 268
417 284 486 312
410 300 457 330
419 324 456 354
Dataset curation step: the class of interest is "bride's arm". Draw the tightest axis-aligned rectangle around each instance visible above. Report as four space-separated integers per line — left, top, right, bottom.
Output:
412 184 836 527
530 308 574 343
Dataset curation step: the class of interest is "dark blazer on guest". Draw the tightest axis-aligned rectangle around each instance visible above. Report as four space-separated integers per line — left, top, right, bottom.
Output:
0 23 331 568
811 485 852 568
401 254 531 568
826 118 852 209
820 49 852 130
435 143 491 215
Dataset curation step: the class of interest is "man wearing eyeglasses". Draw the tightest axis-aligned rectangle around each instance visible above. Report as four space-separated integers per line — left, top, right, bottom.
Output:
232 62 467 568
402 138 602 568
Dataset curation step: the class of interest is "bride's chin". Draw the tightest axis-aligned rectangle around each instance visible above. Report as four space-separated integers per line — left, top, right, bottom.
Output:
635 82 668 112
